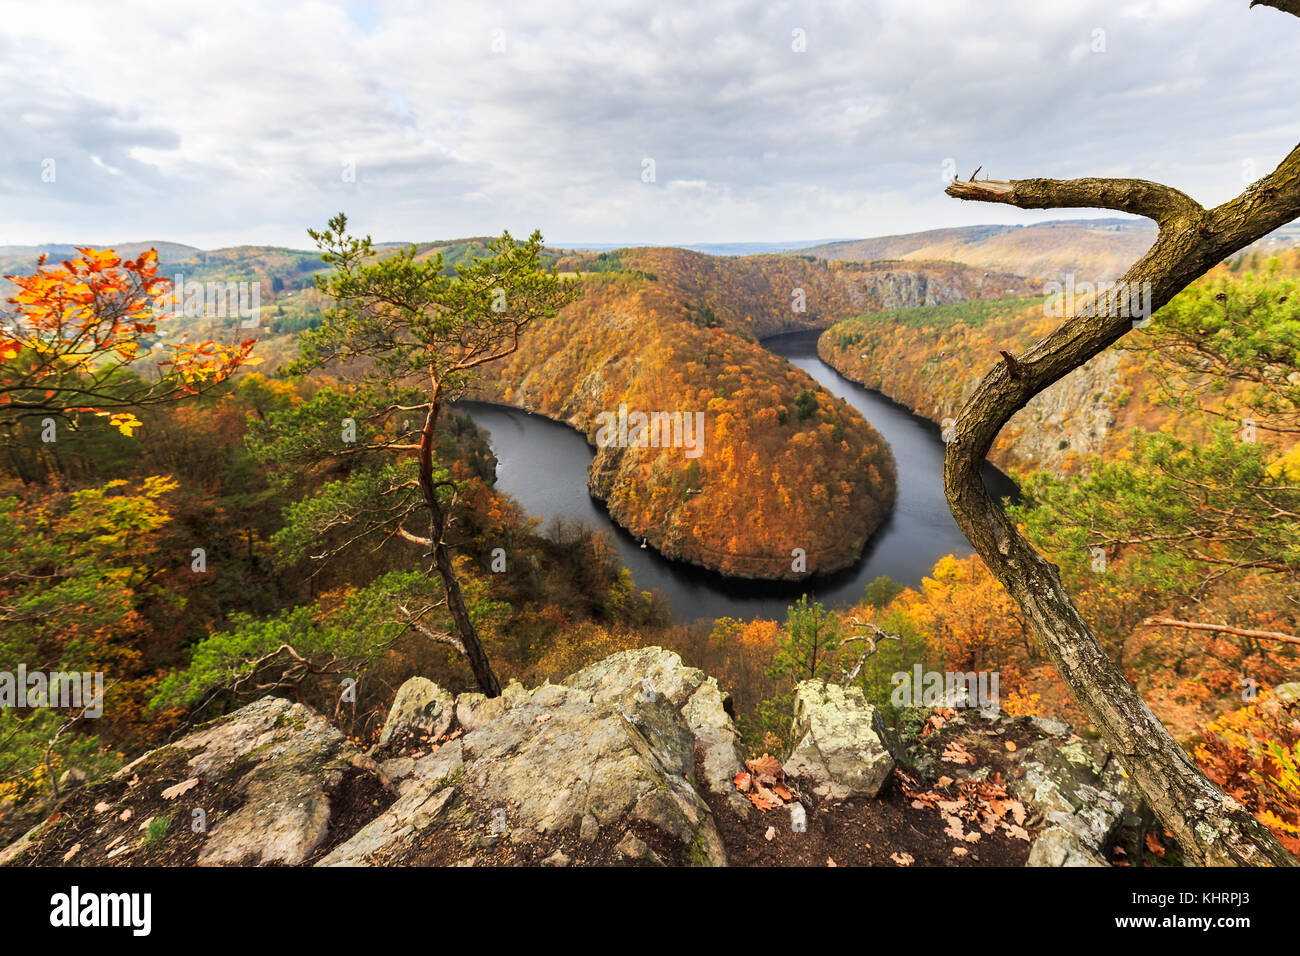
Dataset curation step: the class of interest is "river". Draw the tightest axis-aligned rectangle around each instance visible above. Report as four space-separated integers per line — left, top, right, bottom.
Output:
458 329 1016 623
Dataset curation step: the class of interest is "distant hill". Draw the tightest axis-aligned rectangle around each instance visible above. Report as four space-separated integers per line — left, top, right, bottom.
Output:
801 217 1300 286
800 219 1158 285
0 240 201 271
558 240 850 257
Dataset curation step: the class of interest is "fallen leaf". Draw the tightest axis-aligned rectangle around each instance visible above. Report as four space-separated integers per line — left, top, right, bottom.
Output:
93 801 112 814
534 714 551 724
749 783 781 811
161 778 199 800
746 754 782 778
734 772 752 793
119 809 132 822
890 852 914 866
937 775 954 788
61 843 82 863
764 826 776 841
1145 831 1166 858
827 856 838 867
951 846 968 857
941 741 977 765
1004 741 1017 752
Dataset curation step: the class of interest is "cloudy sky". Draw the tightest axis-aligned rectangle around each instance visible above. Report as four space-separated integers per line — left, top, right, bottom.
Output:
1 0 1297 250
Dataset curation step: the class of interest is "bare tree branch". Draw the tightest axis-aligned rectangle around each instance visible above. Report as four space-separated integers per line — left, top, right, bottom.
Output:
1141 616 1300 648
947 176 1204 229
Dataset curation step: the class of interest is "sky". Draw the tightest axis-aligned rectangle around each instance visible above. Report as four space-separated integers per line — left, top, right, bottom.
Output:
1 0 1297 250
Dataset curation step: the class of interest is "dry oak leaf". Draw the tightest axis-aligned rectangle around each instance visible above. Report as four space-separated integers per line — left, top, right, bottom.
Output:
745 754 782 781
890 852 914 866
161 778 199 800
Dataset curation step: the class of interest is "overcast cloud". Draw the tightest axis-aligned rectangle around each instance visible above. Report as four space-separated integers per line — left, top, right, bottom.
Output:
1 0 1297 248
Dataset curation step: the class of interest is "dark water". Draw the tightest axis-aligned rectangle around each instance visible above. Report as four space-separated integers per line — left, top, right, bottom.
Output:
459 329 1015 623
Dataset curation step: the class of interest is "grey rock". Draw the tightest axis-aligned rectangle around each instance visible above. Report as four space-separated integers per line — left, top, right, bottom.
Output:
1012 735 1138 868
615 832 664 866
1028 825 1109 867
783 680 895 800
318 651 730 867
376 677 454 750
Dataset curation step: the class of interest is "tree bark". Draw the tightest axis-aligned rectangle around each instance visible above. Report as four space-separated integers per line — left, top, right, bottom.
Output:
941 6 1300 866
418 399 502 698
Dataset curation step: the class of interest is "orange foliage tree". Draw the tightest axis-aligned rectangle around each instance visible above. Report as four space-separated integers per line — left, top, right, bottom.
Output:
2 248 256 439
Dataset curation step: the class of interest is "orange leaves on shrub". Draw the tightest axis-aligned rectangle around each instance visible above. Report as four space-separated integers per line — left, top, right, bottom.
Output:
2 247 256 428
1194 688 1300 857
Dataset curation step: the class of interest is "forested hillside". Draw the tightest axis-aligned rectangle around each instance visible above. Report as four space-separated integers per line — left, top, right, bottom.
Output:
471 247 1027 577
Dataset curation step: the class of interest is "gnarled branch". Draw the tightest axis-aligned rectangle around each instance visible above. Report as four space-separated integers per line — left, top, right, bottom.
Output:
947 176 1204 230
939 3 1300 866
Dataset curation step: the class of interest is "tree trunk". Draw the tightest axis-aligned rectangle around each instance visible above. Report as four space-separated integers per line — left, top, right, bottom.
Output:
941 94 1300 862
418 400 502 698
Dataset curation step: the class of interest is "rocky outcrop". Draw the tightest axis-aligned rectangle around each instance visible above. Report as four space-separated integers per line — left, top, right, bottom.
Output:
1013 728 1140 867
2 649 1149 868
2 649 741 868
325 647 745 866
0 696 383 868
782 680 895 801
324 652 730 867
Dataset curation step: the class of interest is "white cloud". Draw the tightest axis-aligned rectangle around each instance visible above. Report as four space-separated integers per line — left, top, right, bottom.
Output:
0 0 1296 247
